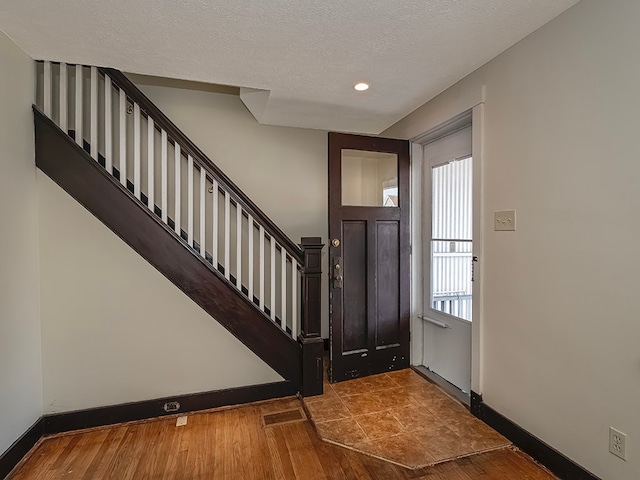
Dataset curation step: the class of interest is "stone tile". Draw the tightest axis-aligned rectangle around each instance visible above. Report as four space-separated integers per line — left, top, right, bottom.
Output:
391 404 443 431
409 385 453 406
315 417 369 446
354 433 437 468
359 373 400 392
411 424 476 462
304 368 511 469
331 378 367 397
340 393 385 416
427 401 470 425
355 410 405 440
447 417 510 451
386 369 430 387
375 387 416 409
304 398 351 423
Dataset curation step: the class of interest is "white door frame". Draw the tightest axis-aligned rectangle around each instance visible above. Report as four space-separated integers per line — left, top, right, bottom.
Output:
409 101 485 395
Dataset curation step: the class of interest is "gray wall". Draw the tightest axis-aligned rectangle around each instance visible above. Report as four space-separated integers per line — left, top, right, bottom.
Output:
38 172 282 413
0 31 42 455
385 1 640 478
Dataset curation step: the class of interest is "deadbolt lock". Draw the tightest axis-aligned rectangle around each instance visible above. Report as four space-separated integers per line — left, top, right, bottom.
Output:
332 256 343 289
332 238 340 247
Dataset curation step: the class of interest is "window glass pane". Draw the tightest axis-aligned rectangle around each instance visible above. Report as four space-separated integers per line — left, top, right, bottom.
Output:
430 240 472 320
342 149 398 206
430 156 473 320
431 156 472 240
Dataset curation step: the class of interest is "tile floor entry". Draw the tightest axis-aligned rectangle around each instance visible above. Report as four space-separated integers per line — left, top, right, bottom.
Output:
303 368 510 469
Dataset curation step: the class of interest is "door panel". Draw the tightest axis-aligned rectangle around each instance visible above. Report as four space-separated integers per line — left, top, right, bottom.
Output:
342 221 367 352
375 221 400 347
329 132 410 382
422 317 471 394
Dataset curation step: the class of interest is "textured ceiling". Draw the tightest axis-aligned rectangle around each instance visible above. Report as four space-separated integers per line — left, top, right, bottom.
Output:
0 0 579 133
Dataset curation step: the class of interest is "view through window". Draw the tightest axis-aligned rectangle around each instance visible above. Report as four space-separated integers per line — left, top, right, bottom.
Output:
431 156 473 321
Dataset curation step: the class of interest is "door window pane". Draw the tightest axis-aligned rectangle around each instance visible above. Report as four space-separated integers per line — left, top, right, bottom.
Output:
342 149 398 206
430 156 472 320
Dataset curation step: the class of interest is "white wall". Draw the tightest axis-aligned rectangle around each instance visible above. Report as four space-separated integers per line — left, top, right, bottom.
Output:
0 31 42 455
132 80 330 336
385 1 640 479
38 172 282 414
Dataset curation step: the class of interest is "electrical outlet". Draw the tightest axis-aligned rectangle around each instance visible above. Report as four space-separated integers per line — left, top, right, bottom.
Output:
163 401 180 413
609 427 627 460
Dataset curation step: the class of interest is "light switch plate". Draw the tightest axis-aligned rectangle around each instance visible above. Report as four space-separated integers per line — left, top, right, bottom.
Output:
494 210 516 231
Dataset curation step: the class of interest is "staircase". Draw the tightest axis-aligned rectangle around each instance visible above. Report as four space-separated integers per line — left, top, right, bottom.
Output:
34 61 324 397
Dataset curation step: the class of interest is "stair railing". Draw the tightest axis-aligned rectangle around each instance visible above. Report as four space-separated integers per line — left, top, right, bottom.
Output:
36 61 320 351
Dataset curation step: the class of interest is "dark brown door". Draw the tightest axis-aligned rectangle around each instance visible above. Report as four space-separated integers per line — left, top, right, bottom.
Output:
328 132 410 382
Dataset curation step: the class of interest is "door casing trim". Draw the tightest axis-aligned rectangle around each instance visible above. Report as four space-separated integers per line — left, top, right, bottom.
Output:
409 102 485 395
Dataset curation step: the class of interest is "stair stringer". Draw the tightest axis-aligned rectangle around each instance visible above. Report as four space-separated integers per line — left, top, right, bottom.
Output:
34 107 302 386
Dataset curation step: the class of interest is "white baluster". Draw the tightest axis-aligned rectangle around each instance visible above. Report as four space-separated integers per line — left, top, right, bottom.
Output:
59 63 67 131
187 155 194 247
43 61 51 116
281 249 287 332
236 204 242 289
161 130 168 223
224 191 230 280
147 117 154 210
90 66 98 160
174 144 182 236
104 75 112 174
211 179 219 268
248 214 254 302
291 260 298 339
270 239 276 321
133 103 141 199
75 65 83 147
199 166 206 258
259 226 265 311
118 88 126 187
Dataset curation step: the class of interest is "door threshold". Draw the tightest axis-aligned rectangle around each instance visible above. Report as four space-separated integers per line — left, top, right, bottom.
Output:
411 365 470 406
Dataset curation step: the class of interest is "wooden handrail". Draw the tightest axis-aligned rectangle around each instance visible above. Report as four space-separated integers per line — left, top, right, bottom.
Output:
99 67 304 264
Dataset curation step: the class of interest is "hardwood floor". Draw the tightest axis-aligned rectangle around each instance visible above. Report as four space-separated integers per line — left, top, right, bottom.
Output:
8 398 557 480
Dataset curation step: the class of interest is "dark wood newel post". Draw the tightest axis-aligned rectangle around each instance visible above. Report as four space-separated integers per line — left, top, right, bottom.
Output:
299 237 325 397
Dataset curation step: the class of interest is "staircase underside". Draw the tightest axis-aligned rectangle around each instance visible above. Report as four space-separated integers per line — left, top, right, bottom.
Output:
34 107 301 386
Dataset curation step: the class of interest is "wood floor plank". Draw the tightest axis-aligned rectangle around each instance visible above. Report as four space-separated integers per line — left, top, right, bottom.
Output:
161 418 185 480
131 420 172 479
60 429 110 479
9 398 557 480
271 423 299 479
285 422 328 480
184 414 210 479
264 425 289 480
82 426 127 480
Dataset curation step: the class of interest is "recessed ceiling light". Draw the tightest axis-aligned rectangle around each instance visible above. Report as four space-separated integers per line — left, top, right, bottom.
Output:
354 82 369 91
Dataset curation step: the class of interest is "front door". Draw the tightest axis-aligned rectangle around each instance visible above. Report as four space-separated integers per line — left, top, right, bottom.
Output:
328 132 410 382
